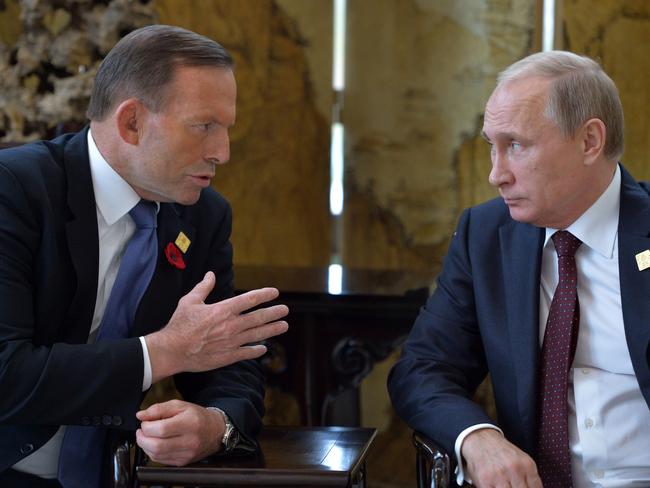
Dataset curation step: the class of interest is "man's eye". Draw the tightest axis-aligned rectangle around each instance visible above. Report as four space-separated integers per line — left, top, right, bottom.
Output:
510 141 521 150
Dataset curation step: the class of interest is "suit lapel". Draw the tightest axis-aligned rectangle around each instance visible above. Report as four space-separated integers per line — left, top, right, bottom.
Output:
63 129 100 343
499 221 544 451
133 203 196 336
617 166 650 406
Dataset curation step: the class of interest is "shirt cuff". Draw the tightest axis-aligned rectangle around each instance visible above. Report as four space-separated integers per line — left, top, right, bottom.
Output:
139 336 152 391
454 423 503 486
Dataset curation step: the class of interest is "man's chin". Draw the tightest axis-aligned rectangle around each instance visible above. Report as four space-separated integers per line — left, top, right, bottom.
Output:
176 192 202 206
507 206 536 225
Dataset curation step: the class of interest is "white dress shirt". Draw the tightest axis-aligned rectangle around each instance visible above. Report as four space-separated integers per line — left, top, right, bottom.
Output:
541 165 650 487
12 130 154 478
456 165 650 486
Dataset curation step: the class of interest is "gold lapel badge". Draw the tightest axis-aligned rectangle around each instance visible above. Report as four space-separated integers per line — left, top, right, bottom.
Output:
175 231 191 254
635 249 650 271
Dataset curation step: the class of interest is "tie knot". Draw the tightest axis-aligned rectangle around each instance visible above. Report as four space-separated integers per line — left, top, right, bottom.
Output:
129 200 157 229
552 230 581 257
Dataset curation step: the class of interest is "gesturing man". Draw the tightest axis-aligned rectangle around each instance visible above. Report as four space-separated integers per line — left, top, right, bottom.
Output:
0 25 288 488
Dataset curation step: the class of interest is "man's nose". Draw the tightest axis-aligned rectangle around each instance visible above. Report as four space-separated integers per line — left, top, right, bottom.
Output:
488 150 514 188
206 129 230 165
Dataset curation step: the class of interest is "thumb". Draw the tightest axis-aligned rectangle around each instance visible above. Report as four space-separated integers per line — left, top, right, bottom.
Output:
185 271 216 304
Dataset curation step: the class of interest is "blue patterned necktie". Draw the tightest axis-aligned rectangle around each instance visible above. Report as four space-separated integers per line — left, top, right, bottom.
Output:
58 200 158 488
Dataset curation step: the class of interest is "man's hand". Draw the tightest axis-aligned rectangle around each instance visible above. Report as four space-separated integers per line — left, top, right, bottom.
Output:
146 271 289 382
136 399 225 466
461 428 542 488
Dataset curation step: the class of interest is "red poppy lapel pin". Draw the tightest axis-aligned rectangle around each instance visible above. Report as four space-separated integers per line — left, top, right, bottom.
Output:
164 231 191 270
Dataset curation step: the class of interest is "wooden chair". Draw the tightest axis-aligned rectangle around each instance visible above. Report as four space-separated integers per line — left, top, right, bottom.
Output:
413 432 451 488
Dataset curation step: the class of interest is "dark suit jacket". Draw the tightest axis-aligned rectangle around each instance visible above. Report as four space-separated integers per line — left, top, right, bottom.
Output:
388 165 650 457
0 129 265 470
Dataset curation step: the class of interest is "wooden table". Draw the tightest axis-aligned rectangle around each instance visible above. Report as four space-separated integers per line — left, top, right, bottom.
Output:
135 426 377 487
235 265 435 426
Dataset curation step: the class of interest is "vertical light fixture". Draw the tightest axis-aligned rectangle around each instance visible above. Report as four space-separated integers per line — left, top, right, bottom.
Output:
328 263 343 295
329 0 347 271
542 0 556 52
330 0 346 217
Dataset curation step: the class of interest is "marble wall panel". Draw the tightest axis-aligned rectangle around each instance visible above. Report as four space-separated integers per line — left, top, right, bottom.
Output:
154 0 332 267
563 0 650 179
342 0 535 270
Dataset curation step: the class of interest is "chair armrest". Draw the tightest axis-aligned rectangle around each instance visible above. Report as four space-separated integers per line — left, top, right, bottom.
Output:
413 431 451 488
112 439 146 488
112 439 131 488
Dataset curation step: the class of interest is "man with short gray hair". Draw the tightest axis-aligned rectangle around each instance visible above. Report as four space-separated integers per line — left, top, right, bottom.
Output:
389 50 650 487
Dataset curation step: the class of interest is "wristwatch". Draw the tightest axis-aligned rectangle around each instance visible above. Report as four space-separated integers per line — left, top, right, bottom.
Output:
209 407 240 452
221 414 240 452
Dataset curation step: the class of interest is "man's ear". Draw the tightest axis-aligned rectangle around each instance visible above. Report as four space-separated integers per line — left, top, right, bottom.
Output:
580 118 606 165
115 98 145 145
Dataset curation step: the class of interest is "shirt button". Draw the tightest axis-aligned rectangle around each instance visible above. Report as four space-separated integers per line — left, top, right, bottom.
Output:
585 418 594 428
20 443 34 454
581 368 589 374
594 469 604 479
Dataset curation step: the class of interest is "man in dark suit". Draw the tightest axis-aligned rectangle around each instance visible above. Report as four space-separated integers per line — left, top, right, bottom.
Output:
0 25 289 487
389 51 650 487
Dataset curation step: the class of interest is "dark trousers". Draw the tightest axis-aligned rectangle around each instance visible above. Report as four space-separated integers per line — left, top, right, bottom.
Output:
0 468 63 487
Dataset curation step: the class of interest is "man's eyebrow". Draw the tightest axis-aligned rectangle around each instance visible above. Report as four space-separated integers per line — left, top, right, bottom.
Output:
482 130 523 142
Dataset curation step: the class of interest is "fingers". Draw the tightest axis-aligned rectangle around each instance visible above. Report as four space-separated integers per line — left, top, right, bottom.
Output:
136 429 193 466
137 399 185 422
136 403 223 467
183 271 216 304
238 304 289 331
237 320 289 345
221 287 280 315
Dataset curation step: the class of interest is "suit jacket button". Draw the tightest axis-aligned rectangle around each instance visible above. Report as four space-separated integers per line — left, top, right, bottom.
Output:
102 415 112 426
92 416 101 426
82 416 91 426
112 416 123 426
20 443 34 454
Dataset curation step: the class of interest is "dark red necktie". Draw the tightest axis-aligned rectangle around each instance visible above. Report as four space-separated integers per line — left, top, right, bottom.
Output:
536 230 582 488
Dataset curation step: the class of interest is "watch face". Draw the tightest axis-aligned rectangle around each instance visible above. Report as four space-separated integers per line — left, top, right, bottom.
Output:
223 423 235 450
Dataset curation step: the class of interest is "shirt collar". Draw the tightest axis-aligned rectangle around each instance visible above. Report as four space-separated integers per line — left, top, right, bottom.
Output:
544 164 621 259
87 129 144 226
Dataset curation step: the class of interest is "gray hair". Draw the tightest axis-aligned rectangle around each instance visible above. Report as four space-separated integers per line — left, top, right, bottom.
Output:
87 24 233 121
498 51 624 161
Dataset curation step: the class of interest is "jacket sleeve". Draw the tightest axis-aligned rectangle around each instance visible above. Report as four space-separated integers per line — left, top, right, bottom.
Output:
387 208 497 455
0 161 144 430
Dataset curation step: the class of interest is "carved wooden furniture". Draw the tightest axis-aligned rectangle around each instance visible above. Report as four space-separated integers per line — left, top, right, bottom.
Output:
235 265 435 426
114 426 376 488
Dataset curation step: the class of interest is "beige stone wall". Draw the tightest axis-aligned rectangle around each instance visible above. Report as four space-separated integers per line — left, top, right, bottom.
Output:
342 0 535 271
276 0 333 124
562 0 650 179
155 0 331 267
